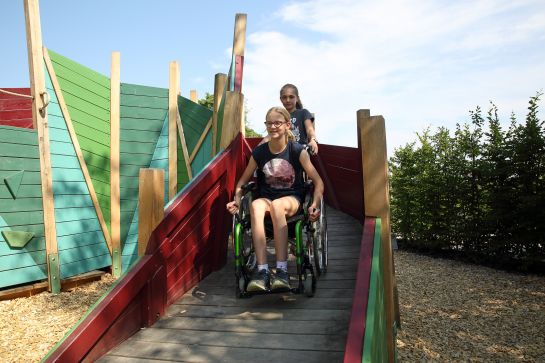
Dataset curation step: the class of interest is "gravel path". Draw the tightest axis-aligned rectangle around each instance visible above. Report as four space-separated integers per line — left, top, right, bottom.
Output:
1 252 543 362
395 250 545 362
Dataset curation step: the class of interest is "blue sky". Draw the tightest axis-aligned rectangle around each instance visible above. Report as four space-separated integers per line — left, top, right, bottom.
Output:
2 0 545 155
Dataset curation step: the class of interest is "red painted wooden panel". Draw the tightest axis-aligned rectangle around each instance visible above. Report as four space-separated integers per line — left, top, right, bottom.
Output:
315 144 363 223
0 88 33 129
343 217 375 363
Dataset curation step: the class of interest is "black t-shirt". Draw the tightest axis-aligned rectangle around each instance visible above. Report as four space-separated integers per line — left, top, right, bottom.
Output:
290 108 314 144
252 141 305 202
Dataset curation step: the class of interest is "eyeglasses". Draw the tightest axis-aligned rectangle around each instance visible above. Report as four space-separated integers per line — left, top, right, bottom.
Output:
264 121 287 128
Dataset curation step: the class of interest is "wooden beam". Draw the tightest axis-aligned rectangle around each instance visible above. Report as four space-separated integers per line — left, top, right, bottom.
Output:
232 14 247 92
220 91 244 149
358 109 395 363
211 73 227 157
176 111 193 180
137 169 165 256
168 61 179 200
110 51 121 278
189 117 213 163
189 89 198 103
25 0 60 294
43 49 113 257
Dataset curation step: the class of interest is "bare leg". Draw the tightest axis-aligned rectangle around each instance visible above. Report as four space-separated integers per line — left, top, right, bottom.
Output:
269 196 300 262
250 198 271 265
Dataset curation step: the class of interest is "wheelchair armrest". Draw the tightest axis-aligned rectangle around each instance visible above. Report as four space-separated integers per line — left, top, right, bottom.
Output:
241 181 257 193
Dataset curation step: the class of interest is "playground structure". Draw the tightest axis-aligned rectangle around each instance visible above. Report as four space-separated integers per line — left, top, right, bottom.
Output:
1 1 398 361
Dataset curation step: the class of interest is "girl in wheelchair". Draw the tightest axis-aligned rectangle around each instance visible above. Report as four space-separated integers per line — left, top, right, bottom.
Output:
226 106 324 293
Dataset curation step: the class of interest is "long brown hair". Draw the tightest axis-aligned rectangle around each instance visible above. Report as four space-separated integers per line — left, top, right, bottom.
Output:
280 83 303 110
265 106 295 142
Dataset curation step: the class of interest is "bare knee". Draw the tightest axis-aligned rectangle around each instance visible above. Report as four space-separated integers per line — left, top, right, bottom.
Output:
270 199 287 219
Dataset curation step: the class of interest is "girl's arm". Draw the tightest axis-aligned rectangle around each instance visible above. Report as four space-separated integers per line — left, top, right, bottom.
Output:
299 149 324 221
226 156 258 214
304 118 319 155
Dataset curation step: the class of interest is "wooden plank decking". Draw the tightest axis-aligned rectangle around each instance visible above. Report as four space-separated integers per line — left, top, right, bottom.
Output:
99 207 363 363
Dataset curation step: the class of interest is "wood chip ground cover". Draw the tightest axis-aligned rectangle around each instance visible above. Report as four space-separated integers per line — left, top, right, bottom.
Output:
0 252 543 362
395 250 545 362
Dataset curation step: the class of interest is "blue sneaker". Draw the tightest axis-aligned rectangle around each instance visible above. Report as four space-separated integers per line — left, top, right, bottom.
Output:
247 269 270 292
271 269 290 291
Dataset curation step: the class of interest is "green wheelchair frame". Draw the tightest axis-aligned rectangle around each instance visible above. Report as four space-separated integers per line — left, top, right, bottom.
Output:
233 181 328 298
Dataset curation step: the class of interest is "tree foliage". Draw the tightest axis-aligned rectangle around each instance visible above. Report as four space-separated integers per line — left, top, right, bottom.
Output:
390 92 545 272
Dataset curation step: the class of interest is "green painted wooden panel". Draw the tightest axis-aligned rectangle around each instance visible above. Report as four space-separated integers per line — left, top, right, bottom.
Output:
0 142 42 159
190 129 213 177
0 265 47 288
0 250 45 272
0 127 38 145
178 96 212 155
48 49 110 88
49 194 94 209
0 213 46 288
57 230 104 250
362 218 389 363
59 252 111 279
121 209 139 272
0 156 41 172
0 211 43 226
1 170 40 185
119 83 168 249
45 68 111 278
121 83 168 98
0 236 45 256
0 198 42 213
0 184 43 199
48 50 111 230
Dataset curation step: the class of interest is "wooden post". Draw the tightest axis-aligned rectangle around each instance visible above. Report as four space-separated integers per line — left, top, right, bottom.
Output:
137 169 165 256
220 91 244 149
190 90 198 103
168 61 179 200
358 109 396 362
211 73 227 156
110 51 121 277
231 14 246 92
24 0 61 294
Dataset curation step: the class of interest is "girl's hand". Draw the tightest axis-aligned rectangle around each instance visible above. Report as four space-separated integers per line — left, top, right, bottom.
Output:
226 201 239 215
308 205 321 222
308 139 319 155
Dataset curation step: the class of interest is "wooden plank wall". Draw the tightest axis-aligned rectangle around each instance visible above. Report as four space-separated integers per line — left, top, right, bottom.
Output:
121 113 169 271
0 126 47 288
44 69 111 279
177 96 213 191
0 88 33 129
47 50 112 232
119 83 168 270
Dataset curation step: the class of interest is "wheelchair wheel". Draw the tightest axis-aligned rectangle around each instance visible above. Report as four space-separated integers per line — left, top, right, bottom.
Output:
312 200 328 275
303 269 316 297
235 274 246 299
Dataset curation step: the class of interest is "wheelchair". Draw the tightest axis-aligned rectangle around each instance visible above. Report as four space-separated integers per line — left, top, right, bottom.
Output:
232 180 328 298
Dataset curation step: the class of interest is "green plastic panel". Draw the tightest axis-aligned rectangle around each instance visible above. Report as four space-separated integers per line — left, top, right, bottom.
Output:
45 68 111 279
48 49 111 232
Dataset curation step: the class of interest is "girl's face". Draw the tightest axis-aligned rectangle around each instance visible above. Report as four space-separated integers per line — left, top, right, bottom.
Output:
265 111 289 140
280 88 298 112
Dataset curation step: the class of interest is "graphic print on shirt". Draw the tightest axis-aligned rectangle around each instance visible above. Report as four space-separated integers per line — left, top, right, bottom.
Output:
290 117 301 142
262 158 295 189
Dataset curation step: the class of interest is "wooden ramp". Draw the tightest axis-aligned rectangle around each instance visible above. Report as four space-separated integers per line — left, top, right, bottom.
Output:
99 207 362 363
